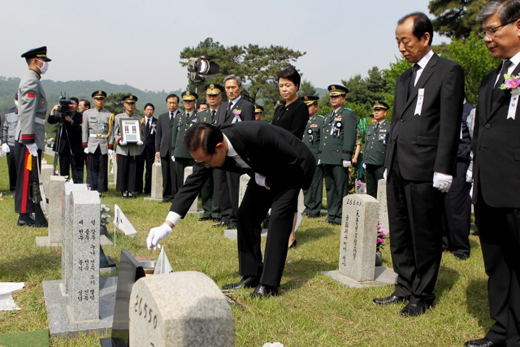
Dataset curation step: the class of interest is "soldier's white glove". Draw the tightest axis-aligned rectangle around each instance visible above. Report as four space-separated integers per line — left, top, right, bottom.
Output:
362 163 366 169
27 143 38 157
2 143 10 153
147 223 172 250
433 172 453 193
317 159 321 165
383 169 387 181
171 155 175 162
342 160 351 168
108 149 114 156
136 141 143 146
119 140 127 146
84 148 89 154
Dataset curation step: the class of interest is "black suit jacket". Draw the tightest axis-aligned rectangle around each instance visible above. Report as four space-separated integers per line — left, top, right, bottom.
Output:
143 116 157 157
155 111 178 157
473 63 520 207
271 97 309 139
48 111 83 157
216 97 255 125
385 53 465 181
169 121 316 217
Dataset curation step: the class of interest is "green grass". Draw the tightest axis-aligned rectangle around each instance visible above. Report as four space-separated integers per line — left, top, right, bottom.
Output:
0 154 492 346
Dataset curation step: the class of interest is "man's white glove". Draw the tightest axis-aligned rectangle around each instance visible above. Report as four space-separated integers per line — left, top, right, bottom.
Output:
171 155 175 162
383 169 387 181
119 140 127 146
433 172 453 193
317 159 321 165
362 162 366 169
26 143 38 156
108 149 114 156
146 223 173 250
2 143 10 153
255 173 270 190
342 160 351 168
136 140 144 146
466 161 473 183
84 148 89 154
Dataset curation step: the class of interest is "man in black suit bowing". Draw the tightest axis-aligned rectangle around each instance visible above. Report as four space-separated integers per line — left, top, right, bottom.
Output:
147 122 315 297
142 103 157 194
155 94 180 202
373 12 464 317
214 75 255 228
464 2 520 346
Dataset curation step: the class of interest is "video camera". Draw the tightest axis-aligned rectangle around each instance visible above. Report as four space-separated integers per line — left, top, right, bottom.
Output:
187 56 220 83
56 94 73 122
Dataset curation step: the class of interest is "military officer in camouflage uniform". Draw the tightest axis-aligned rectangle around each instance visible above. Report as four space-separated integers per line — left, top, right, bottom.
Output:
171 91 198 192
113 95 144 198
301 96 324 218
363 101 390 198
14 47 51 227
196 84 223 221
318 85 357 225
82 91 114 194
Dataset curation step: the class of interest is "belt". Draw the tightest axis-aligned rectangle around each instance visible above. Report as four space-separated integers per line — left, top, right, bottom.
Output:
89 134 104 139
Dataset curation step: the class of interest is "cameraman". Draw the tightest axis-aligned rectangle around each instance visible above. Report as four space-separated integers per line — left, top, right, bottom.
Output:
48 97 84 182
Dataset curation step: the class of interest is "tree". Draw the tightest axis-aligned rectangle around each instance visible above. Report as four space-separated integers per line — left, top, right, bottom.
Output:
428 0 486 39
297 79 317 98
103 93 143 116
341 67 388 118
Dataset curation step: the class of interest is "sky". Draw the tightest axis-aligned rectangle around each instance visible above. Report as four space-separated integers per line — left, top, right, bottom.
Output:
1 0 448 93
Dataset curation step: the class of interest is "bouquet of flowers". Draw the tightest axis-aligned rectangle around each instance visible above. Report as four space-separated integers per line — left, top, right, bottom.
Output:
377 220 388 252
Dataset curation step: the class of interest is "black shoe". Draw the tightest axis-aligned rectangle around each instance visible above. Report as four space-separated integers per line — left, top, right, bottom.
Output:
213 221 229 228
122 191 128 198
128 192 133 198
199 217 212 221
228 222 237 229
222 276 259 290
308 214 320 218
250 284 278 298
34 219 48 228
17 214 35 227
454 253 469 260
289 240 297 249
400 302 430 317
464 338 504 347
212 218 221 222
373 294 408 305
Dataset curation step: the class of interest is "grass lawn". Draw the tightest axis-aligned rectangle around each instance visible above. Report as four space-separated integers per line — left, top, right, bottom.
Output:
0 154 492 346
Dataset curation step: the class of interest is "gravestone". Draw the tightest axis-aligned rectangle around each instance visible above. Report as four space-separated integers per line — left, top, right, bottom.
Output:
41 164 54 198
377 179 389 233
322 194 397 288
129 272 234 347
184 166 199 213
146 157 163 201
238 174 250 207
35 176 67 247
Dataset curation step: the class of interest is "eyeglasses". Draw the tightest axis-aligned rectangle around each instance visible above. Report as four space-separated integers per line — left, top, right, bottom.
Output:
195 153 214 166
479 19 518 39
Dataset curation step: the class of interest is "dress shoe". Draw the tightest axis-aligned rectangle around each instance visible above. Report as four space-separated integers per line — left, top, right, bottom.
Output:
454 253 469 260
34 220 48 228
400 302 430 317
122 191 128 198
373 294 408 305
228 222 237 229
288 240 297 249
222 276 259 290
199 216 212 221
250 284 278 298
308 214 320 218
17 214 35 227
128 192 134 198
212 218 221 222
213 221 229 228
464 338 504 347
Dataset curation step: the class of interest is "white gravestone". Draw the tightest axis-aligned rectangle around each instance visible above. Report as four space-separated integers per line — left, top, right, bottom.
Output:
377 179 389 233
41 164 54 199
48 176 68 244
150 157 163 201
129 272 234 347
184 166 198 213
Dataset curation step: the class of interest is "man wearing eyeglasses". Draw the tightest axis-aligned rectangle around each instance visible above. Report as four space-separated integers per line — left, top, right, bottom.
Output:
464 2 520 346
372 12 464 318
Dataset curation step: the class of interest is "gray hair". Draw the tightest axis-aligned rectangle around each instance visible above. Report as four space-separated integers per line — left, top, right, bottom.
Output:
223 75 242 87
477 0 520 23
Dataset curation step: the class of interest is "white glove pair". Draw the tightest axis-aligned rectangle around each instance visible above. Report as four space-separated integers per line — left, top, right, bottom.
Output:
146 223 173 250
171 155 175 162
108 149 114 156
2 143 10 153
26 143 38 156
342 160 351 168
84 148 89 154
433 172 453 193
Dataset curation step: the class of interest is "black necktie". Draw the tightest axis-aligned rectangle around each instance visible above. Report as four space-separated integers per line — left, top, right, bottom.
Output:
211 110 216 120
228 102 234 111
170 112 174 126
408 63 420 98
493 60 513 99
146 119 150 133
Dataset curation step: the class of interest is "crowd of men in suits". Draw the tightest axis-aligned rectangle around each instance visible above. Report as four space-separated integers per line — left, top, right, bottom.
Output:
2 0 520 344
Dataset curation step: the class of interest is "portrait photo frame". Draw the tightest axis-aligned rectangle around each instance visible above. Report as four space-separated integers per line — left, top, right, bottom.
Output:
120 118 141 143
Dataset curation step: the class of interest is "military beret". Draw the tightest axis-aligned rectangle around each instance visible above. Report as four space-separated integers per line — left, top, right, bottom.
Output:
373 100 389 110
123 94 138 103
182 91 198 101
328 84 349 96
92 91 107 99
205 83 224 95
21 46 52 61
254 105 264 113
301 95 319 106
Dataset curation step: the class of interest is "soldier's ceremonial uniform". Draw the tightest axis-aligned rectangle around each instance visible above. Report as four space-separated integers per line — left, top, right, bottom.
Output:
318 85 357 225
14 47 51 227
82 91 114 193
113 95 144 197
301 96 324 218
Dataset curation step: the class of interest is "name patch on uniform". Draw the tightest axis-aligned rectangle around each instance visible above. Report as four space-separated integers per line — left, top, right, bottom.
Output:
27 92 35 98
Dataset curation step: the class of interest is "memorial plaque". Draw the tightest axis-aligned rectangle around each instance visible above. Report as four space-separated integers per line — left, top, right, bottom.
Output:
129 272 234 347
377 179 389 233
339 194 379 282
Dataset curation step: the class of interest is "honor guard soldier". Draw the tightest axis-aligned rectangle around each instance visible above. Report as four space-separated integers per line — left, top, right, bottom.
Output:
318 84 357 225
196 84 223 222
301 96 324 218
363 101 390 198
14 47 51 227
82 91 114 195
171 91 198 191
2 93 20 196
114 95 144 198
254 105 264 120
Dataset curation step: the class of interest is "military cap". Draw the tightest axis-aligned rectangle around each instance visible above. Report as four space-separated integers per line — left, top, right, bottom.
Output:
328 84 349 96
301 95 319 106
182 91 198 101
254 105 264 113
205 83 224 95
372 100 389 110
21 46 52 61
123 94 138 103
92 90 107 99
